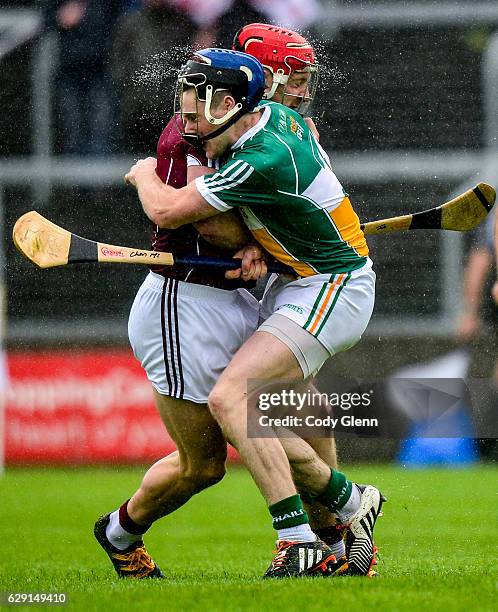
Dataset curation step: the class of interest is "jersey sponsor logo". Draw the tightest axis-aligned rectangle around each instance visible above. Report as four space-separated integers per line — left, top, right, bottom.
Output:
277 109 288 133
289 116 304 141
100 247 124 258
281 303 304 315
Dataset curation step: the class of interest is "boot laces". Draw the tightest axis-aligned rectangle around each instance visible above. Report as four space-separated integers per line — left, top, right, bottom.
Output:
114 546 156 576
271 541 295 569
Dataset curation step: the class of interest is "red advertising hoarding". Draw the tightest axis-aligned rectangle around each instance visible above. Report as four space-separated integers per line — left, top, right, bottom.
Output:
4 350 238 464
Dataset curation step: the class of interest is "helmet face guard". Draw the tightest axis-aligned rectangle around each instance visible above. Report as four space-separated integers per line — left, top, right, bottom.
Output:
265 59 318 116
174 70 244 146
233 23 318 115
174 49 265 145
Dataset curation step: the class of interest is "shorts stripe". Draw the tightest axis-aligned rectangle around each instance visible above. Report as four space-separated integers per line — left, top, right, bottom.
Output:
160 279 185 398
306 274 346 334
160 280 173 393
303 283 328 329
172 279 185 399
166 279 177 395
314 272 352 337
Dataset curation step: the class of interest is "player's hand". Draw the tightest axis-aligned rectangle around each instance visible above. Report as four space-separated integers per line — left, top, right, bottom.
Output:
455 312 481 343
491 280 498 305
125 157 157 188
304 117 320 141
225 244 268 281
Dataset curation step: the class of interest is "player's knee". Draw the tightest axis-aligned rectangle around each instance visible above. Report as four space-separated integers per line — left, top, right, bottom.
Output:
182 460 226 493
207 387 231 424
198 462 226 488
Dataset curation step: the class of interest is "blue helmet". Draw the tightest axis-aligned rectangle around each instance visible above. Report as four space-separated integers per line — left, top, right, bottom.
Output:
179 48 265 112
176 48 265 143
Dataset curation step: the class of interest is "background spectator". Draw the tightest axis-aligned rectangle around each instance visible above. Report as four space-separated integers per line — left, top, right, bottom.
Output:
174 0 323 48
110 0 197 154
456 206 497 459
44 0 128 155
211 0 267 48
250 0 323 31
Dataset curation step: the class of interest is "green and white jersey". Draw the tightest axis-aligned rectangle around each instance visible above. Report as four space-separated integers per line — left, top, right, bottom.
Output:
195 101 369 277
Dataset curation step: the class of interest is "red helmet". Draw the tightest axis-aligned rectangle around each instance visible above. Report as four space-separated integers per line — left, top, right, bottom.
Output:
233 23 318 113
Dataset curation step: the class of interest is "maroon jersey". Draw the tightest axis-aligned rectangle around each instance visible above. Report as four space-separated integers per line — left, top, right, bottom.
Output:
149 115 248 289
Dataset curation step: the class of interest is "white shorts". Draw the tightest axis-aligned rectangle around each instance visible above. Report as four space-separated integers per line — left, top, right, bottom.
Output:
128 272 260 403
259 260 376 376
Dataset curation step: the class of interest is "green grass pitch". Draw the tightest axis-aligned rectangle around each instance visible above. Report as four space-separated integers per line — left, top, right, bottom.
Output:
1 464 496 611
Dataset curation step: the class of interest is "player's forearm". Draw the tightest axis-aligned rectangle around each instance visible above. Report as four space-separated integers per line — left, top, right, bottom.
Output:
492 213 498 305
135 173 185 229
126 158 217 229
194 211 252 250
495 212 498 273
461 249 493 314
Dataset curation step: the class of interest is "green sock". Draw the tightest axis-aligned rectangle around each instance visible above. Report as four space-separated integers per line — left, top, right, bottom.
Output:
269 494 309 531
316 469 353 512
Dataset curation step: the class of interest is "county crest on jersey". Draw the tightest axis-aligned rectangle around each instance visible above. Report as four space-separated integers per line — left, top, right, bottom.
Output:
195 101 369 277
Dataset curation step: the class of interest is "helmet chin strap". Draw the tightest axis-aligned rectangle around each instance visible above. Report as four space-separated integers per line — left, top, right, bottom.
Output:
183 111 246 145
181 110 246 146
201 110 245 142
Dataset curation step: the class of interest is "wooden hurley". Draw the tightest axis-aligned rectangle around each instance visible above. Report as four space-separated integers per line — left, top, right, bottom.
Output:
12 211 292 273
360 182 495 235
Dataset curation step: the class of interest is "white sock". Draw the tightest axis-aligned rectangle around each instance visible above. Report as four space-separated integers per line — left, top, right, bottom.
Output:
328 538 346 559
337 484 362 523
277 523 317 543
105 510 144 551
